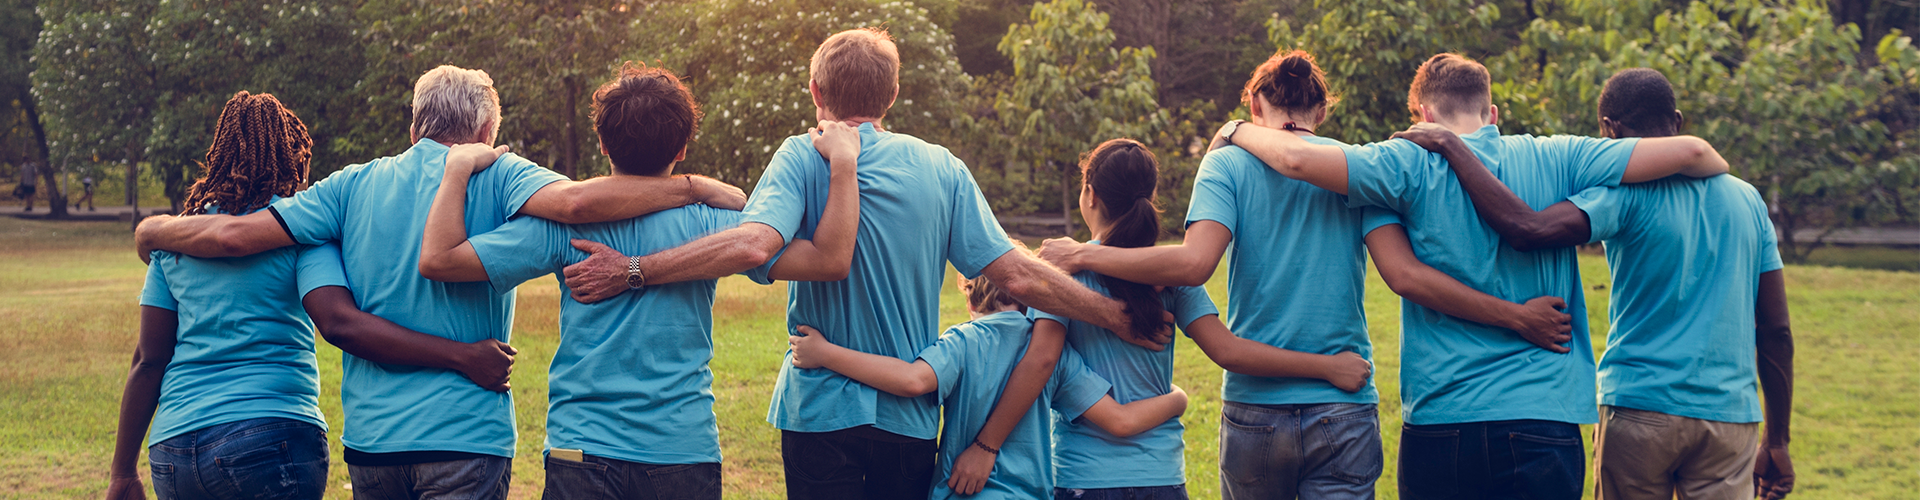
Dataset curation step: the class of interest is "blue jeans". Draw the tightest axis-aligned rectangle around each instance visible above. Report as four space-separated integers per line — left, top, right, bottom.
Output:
347 456 511 500
147 417 328 500
1054 484 1188 500
541 454 720 500
1219 402 1382 499
1398 419 1584 500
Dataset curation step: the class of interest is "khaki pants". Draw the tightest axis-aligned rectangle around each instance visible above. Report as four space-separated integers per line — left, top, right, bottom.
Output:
1593 406 1759 500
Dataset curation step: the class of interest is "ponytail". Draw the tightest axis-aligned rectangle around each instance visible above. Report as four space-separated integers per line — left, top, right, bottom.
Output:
1080 139 1166 341
1243 49 1337 115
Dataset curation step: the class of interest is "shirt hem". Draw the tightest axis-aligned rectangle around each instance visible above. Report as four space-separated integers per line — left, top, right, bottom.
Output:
1402 408 1597 426
150 410 327 445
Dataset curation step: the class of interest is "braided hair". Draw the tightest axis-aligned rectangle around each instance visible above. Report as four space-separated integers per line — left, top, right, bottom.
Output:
180 91 312 216
1080 138 1167 342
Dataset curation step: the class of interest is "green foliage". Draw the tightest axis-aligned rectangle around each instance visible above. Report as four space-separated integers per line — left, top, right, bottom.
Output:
629 0 972 188
30 0 154 188
1267 0 1501 143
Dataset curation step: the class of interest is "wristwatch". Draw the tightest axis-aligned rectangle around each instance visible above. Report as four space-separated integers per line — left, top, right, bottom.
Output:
1217 120 1246 148
626 255 647 289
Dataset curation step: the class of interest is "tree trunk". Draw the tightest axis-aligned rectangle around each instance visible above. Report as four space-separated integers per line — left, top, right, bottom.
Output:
20 88 67 218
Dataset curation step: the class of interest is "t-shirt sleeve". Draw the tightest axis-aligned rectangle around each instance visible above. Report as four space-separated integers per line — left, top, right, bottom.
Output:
483 154 569 219
1028 307 1069 330
915 326 970 401
1183 150 1238 231
945 158 1017 278
1546 135 1638 190
1359 206 1403 235
1168 285 1220 334
740 139 814 244
469 216 570 294
1048 348 1113 422
269 168 354 245
699 208 776 284
1339 140 1431 212
1567 186 1625 244
295 243 351 299
138 256 178 311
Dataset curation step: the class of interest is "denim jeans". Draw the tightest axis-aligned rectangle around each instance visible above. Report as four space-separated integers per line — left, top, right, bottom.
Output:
1219 402 1382 499
781 426 937 500
347 455 511 500
147 417 328 500
541 454 720 500
1398 419 1584 500
1054 484 1188 500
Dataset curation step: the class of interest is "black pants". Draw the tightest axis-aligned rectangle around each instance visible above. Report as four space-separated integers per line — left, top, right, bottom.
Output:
1398 419 1585 500
782 426 937 500
542 455 720 500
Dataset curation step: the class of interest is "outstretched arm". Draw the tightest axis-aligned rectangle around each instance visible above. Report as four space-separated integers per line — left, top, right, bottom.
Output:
1184 315 1373 391
1621 136 1728 182
133 212 293 263
1079 387 1190 438
106 306 178 500
787 325 938 397
1037 221 1232 287
770 121 862 281
562 224 785 303
519 174 746 225
945 318 1068 495
979 251 1168 350
1391 124 1592 251
1366 224 1576 352
1753 269 1795 499
418 144 510 282
303 286 516 392
1219 123 1351 194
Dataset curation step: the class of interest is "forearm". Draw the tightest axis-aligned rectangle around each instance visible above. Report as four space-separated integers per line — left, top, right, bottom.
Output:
1075 244 1215 287
988 253 1128 334
1390 265 1523 329
1755 270 1793 448
1201 339 1335 379
1233 125 1349 194
1434 136 1586 250
419 164 477 280
767 167 859 281
109 363 164 478
526 175 701 225
818 346 933 397
1112 391 1188 435
306 287 471 371
637 224 782 285
975 322 1066 448
135 212 291 259
1621 136 1729 182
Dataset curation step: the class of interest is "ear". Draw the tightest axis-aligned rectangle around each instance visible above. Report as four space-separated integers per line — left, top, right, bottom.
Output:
1313 106 1327 126
888 84 899 110
599 142 608 157
1249 94 1267 120
409 123 421 145
475 119 498 145
1599 117 1619 139
809 80 824 109
675 145 688 162
1418 104 1435 123
1673 110 1685 131
1487 105 1500 126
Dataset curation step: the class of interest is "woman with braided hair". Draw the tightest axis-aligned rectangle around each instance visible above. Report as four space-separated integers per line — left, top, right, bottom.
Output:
105 91 339 500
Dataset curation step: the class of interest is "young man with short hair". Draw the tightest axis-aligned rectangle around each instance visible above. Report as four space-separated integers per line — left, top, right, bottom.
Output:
558 28 1156 499
132 65 747 497
1390 68 1796 500
1217 53 1732 499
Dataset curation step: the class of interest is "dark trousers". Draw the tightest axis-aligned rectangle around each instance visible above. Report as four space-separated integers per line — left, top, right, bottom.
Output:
541 455 720 500
1054 484 1189 500
1398 419 1584 500
147 417 329 500
781 426 937 500
347 455 511 500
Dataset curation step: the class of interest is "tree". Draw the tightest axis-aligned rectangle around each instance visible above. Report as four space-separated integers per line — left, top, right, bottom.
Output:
1 0 59 216
995 0 1166 234
1266 0 1502 143
32 0 157 216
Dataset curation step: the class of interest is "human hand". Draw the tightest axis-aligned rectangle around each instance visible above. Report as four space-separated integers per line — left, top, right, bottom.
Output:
811 120 863 171
561 239 632 304
1508 296 1574 353
1388 123 1460 153
458 338 517 392
104 476 146 500
1324 351 1372 392
133 215 176 265
946 442 997 495
445 143 509 175
1036 237 1089 274
788 325 832 369
1754 445 1794 499
1115 309 1176 352
688 175 747 211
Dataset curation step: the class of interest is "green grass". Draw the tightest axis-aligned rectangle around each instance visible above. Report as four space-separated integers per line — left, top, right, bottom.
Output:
1800 245 1920 273
2 217 1916 498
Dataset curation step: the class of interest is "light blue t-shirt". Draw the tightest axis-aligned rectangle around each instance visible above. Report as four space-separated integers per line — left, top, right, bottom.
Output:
1032 269 1218 489
918 311 1112 500
466 204 761 464
748 123 1018 440
1186 140 1401 405
1570 175 1782 423
1341 125 1639 425
139 200 346 444
269 138 567 456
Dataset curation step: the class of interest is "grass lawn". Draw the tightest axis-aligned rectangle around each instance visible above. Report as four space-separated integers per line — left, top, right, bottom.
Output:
2 216 1915 498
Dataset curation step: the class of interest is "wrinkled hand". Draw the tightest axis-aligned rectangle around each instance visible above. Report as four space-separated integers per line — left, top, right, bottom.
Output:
1325 351 1372 393
458 338 518 392
561 239 632 304
1116 309 1176 352
1510 296 1574 353
445 143 509 175
1388 122 1459 152
788 325 830 369
1754 445 1794 500
688 175 748 211
104 476 146 500
1036 237 1089 274
1207 121 1236 152
811 120 863 172
946 442 997 495
133 215 177 265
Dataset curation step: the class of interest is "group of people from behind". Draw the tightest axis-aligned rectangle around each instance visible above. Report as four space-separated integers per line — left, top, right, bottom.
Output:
109 24 1792 500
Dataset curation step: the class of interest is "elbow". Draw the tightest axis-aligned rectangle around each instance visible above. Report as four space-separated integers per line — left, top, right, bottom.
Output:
1107 415 1153 438
418 258 458 283
996 270 1038 301
1174 259 1213 288
1375 266 1414 298
555 196 596 225
906 375 940 398
212 224 253 257
734 245 776 272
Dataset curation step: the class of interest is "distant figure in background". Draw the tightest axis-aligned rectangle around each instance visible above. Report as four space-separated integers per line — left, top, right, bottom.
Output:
75 175 95 211
14 161 36 212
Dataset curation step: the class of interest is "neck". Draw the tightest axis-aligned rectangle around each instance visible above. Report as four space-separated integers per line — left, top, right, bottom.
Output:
1087 221 1112 243
967 304 1020 319
1428 114 1488 135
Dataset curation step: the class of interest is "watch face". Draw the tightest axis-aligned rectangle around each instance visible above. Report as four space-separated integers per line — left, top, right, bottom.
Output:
627 273 644 288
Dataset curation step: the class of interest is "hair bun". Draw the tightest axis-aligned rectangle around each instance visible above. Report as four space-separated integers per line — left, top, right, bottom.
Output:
1280 56 1310 78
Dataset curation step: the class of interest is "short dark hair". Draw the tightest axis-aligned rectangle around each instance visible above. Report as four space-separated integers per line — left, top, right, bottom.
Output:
1598 68 1679 136
1408 53 1491 119
592 63 701 176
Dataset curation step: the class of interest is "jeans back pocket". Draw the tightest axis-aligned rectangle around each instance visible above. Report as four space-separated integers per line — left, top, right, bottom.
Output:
1398 426 1460 499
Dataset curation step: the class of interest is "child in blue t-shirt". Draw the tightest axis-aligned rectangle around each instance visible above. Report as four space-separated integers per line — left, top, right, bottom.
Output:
787 270 1188 500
